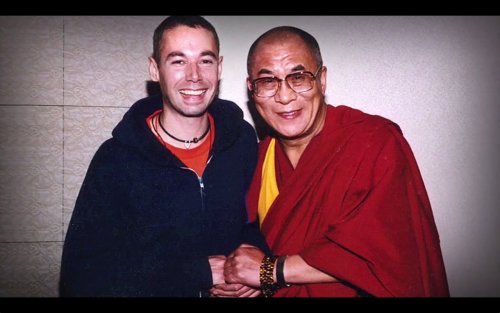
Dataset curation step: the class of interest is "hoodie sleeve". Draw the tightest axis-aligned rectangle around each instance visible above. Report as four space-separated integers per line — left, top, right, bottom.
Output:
59 140 213 297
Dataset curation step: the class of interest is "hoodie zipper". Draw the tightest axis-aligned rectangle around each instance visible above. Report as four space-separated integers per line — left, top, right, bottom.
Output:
181 155 213 212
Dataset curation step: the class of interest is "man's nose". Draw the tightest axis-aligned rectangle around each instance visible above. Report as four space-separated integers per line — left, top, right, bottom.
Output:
186 63 201 82
274 79 297 104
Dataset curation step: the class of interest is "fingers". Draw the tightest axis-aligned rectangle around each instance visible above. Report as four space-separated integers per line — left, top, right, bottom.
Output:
209 255 227 286
211 285 261 298
208 255 226 263
213 283 244 292
210 283 247 297
236 285 260 298
243 289 261 298
210 285 261 298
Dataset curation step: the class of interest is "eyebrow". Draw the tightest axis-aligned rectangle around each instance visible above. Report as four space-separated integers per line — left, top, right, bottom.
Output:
200 50 218 58
166 50 218 59
256 64 307 76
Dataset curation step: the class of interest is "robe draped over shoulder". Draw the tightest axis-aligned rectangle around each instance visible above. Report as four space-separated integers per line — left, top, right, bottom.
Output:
247 105 449 297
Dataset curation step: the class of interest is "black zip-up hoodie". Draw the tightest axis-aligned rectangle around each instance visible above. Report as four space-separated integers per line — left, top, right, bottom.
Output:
60 95 268 297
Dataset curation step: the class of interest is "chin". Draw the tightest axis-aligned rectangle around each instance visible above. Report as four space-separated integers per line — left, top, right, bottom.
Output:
281 125 302 135
276 130 301 139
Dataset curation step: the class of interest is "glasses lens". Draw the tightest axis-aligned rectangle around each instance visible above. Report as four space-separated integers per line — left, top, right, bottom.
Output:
253 70 317 97
286 73 313 93
255 78 278 97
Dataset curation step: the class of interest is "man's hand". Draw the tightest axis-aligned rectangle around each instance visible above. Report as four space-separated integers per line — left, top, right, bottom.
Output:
210 283 261 298
208 255 226 285
224 244 265 287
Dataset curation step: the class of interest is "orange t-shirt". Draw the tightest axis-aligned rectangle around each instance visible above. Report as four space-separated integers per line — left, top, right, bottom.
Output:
146 110 215 177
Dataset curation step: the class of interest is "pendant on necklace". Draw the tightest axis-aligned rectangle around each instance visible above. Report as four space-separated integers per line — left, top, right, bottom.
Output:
184 141 192 149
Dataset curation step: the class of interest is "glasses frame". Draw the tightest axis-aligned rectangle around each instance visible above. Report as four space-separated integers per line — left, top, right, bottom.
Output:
251 64 323 98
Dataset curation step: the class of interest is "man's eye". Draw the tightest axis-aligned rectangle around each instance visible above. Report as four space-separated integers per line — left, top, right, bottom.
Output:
289 74 305 82
260 78 276 85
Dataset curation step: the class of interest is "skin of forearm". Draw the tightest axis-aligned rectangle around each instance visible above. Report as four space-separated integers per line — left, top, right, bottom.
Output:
280 254 338 284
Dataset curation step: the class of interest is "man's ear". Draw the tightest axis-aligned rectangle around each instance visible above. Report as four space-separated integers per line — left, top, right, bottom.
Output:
218 56 223 81
148 56 160 82
320 66 327 95
247 77 253 93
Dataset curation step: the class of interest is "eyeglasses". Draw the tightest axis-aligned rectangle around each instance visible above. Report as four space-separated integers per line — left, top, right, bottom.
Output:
251 64 323 98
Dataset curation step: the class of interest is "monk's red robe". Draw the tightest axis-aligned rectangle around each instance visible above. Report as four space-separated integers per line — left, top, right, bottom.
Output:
247 105 449 297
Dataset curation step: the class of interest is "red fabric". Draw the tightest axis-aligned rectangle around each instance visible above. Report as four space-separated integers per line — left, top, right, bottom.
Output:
163 114 215 177
146 111 215 177
247 105 449 297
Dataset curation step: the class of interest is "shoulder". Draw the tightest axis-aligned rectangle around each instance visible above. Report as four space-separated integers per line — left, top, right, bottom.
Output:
241 120 258 140
88 138 131 171
325 105 409 158
210 98 244 120
328 104 402 138
118 94 163 121
128 94 163 114
210 98 258 149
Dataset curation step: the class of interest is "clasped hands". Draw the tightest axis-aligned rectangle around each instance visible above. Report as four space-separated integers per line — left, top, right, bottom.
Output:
208 244 265 297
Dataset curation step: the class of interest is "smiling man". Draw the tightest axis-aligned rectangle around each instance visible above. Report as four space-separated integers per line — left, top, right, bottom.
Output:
221 26 449 297
60 16 267 297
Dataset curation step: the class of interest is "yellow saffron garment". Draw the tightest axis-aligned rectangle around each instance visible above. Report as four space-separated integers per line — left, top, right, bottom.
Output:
258 138 279 226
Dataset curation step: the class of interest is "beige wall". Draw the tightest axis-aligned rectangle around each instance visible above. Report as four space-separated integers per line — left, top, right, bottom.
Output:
0 16 164 297
0 16 499 297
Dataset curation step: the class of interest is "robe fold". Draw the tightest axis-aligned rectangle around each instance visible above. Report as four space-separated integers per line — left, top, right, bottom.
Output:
247 105 449 297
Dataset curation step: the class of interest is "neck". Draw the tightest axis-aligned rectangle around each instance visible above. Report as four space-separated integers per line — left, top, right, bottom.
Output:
158 107 210 149
162 108 209 136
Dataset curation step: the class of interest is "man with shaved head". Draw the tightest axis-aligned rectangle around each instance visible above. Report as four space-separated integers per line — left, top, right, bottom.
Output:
221 25 449 297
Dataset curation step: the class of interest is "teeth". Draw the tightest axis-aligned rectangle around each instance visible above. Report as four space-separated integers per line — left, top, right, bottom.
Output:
180 89 205 96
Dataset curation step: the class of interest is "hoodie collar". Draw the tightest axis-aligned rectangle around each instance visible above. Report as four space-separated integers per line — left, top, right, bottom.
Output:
112 94 245 167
